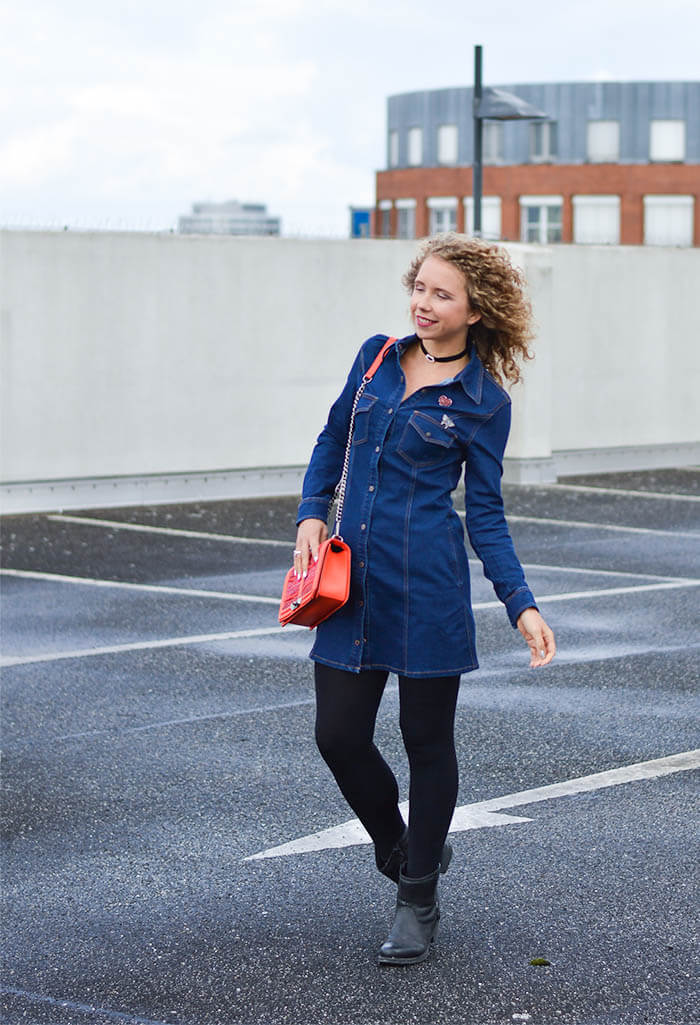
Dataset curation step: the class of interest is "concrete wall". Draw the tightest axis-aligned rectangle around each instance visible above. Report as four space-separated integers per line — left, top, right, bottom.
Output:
549 245 700 450
1 230 699 512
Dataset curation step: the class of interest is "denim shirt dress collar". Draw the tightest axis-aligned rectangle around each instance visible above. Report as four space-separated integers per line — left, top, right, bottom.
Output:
297 334 538 678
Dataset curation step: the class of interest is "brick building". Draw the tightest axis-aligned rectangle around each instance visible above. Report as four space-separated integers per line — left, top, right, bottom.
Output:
375 81 700 246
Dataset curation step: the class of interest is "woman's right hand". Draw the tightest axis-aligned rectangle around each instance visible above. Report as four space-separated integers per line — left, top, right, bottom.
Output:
294 518 328 579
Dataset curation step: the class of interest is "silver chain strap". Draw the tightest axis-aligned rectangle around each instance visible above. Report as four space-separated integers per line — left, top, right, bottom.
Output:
331 376 369 539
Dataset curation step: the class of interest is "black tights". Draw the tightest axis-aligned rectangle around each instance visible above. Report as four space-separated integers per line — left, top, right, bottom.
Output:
314 663 460 879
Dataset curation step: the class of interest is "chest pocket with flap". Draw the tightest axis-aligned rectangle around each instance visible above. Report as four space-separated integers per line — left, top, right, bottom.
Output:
397 411 457 467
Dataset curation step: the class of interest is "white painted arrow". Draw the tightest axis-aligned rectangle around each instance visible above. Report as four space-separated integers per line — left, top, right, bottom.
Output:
245 749 700 861
245 807 531 861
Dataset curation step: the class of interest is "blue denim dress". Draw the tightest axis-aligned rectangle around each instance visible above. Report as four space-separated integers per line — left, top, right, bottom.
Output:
297 334 538 678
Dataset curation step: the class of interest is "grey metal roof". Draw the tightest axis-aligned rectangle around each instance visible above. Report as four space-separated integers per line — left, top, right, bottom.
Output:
386 81 700 167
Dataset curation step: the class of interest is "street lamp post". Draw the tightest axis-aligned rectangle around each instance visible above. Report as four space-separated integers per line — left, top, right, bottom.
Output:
472 44 549 238
473 45 484 236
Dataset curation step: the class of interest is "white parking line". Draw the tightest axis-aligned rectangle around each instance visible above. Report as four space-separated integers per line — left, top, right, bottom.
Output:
0 625 304 667
0 986 173 1025
0 567 280 604
3 563 688 605
48 513 292 547
55 697 317 741
528 482 699 502
523 579 700 603
2 577 698 667
51 510 700 543
246 749 700 860
503 513 700 539
519 561 679 581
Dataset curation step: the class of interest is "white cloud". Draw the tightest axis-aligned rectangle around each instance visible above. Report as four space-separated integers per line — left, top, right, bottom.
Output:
1 0 699 235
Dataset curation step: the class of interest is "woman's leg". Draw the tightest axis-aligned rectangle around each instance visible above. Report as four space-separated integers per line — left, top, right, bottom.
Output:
398 674 460 878
314 663 405 858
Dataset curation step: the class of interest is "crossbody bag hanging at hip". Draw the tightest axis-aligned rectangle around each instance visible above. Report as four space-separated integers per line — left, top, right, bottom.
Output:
278 337 397 628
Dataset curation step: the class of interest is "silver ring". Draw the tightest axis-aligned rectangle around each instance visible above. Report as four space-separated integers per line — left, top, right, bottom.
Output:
293 549 302 555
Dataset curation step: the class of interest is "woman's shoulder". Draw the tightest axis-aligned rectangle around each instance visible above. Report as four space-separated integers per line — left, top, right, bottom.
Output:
357 333 402 373
359 332 392 356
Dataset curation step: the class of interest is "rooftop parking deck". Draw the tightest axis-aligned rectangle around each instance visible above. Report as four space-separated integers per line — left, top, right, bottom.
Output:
1 469 699 1025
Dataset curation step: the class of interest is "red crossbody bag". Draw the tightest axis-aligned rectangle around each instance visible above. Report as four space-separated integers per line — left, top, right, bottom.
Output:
279 337 397 628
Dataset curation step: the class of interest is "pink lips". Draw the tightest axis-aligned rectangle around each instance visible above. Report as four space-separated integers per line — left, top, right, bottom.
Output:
416 315 436 327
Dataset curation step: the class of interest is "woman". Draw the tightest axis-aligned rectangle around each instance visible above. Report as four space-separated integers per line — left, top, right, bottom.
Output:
293 233 555 966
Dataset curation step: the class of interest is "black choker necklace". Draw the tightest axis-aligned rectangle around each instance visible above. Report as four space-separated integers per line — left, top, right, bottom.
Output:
419 338 469 363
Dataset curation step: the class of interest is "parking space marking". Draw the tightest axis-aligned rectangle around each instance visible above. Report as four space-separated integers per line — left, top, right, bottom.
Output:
0 625 304 667
2 560 682 596
520 578 700 603
246 749 700 860
530 483 700 502
50 510 700 543
500 513 700 539
48 513 292 547
7 644 696 747
2 577 698 667
1 567 280 604
55 697 316 742
0 986 175 1025
519 561 680 581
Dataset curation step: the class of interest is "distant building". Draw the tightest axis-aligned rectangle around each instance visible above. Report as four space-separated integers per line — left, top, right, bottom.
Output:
376 81 700 246
178 200 281 236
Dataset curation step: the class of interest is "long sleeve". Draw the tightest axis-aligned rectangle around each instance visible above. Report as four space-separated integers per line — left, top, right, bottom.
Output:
463 399 538 627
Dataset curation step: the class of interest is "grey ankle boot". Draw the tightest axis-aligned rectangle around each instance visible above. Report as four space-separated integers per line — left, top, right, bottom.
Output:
376 829 454 885
378 868 441 965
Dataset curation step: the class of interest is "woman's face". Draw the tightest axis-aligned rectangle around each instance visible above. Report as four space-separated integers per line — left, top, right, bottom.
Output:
409 255 481 351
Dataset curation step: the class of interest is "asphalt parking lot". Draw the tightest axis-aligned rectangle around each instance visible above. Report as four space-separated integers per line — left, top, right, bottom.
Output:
1 467 699 1025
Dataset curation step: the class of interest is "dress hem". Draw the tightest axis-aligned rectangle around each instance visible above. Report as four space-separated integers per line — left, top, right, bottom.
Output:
309 652 478 678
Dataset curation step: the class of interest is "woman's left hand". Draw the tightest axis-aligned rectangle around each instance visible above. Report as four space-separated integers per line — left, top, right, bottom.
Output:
516 608 556 667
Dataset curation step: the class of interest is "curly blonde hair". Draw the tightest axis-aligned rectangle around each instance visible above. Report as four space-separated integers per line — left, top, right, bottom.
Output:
402 233 534 386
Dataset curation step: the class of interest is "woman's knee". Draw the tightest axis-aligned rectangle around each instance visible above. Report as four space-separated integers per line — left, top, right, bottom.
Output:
315 718 370 767
398 675 459 760
314 665 386 766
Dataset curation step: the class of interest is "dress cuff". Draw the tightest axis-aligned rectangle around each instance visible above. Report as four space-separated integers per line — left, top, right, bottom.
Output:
296 496 333 526
505 586 539 629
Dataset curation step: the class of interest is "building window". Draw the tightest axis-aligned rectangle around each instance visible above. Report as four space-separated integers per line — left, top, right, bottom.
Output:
396 199 416 239
572 196 620 244
520 196 563 243
530 121 558 162
389 131 399 168
643 195 694 245
378 200 392 238
407 127 423 166
427 197 457 235
649 120 686 162
587 121 620 162
437 124 458 165
483 122 503 164
463 197 502 240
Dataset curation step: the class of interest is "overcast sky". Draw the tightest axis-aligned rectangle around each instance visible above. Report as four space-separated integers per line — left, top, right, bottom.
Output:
1 0 698 236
